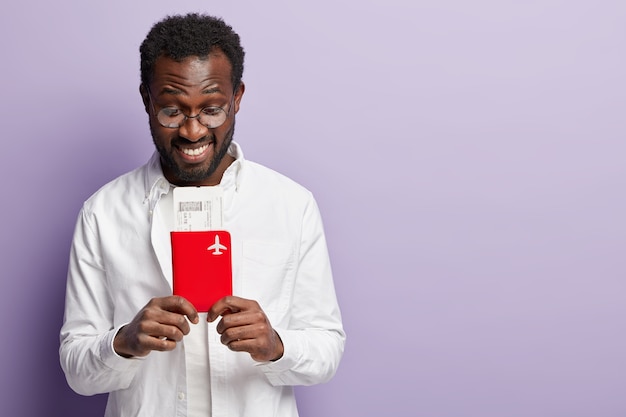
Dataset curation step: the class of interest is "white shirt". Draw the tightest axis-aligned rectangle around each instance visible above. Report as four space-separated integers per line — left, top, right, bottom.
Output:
59 142 345 417
157 188 212 415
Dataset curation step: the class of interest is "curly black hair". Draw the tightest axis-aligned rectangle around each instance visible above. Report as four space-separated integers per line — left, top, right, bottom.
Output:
140 13 245 90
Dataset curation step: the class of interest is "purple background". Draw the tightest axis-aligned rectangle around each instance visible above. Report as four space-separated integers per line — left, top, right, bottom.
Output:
1 1 625 416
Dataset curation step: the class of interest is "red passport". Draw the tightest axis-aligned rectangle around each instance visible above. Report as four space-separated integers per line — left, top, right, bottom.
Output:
171 230 232 312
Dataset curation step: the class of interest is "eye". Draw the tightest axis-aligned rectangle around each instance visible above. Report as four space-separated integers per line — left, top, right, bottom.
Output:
201 107 222 117
161 107 182 118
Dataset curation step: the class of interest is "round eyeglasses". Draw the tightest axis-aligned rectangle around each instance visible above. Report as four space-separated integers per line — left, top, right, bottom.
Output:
148 91 234 129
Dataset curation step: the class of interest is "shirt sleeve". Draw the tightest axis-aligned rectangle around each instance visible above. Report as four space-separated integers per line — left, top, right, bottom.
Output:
59 208 143 396
259 194 346 386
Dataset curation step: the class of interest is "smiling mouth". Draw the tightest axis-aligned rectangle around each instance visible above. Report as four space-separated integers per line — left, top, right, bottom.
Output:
181 143 210 156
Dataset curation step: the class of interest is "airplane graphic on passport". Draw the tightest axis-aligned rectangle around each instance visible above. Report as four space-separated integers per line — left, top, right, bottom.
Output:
207 235 227 255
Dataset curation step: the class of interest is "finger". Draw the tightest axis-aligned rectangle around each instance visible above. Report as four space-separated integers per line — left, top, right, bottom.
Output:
137 332 178 352
158 295 199 324
117 323 181 357
141 307 194 336
137 316 188 341
224 337 249 353
220 326 283 362
207 296 254 322
216 309 265 334
219 323 258 345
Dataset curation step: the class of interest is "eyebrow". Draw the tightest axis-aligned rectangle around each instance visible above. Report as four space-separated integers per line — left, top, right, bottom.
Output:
202 87 222 94
159 86 223 95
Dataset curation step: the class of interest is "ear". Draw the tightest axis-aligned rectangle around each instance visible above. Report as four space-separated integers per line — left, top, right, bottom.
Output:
139 84 150 114
233 82 245 114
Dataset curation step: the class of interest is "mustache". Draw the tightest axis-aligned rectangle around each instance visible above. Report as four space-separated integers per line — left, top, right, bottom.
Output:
170 133 216 147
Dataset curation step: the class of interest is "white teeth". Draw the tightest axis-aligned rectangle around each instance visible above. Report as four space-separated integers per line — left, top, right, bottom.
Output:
182 144 209 156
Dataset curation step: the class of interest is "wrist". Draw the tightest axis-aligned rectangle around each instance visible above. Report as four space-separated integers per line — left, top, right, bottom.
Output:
270 330 284 362
113 325 134 358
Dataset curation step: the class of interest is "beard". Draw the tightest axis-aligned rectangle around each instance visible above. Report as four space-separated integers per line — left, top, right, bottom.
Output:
151 121 235 184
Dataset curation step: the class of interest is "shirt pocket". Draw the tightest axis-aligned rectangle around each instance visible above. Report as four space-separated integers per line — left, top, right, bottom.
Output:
241 241 296 314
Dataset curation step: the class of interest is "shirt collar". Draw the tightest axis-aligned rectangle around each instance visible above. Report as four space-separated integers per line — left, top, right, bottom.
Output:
143 141 245 217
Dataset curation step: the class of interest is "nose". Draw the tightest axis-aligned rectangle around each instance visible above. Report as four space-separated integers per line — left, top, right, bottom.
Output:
177 116 208 142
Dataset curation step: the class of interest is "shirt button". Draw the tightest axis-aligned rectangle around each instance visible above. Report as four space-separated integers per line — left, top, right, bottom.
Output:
178 392 185 400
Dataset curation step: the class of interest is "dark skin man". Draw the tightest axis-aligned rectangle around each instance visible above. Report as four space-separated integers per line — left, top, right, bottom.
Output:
113 51 284 363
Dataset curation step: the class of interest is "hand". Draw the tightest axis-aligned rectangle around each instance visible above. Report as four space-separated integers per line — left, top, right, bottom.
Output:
114 296 199 358
207 296 284 362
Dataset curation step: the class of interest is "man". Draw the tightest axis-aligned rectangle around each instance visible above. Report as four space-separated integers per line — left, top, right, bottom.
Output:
59 13 345 417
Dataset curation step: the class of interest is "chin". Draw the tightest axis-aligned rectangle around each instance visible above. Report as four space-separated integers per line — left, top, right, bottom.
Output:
174 165 215 183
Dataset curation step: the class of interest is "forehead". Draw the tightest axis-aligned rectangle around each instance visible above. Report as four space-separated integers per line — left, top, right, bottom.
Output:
150 52 234 93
